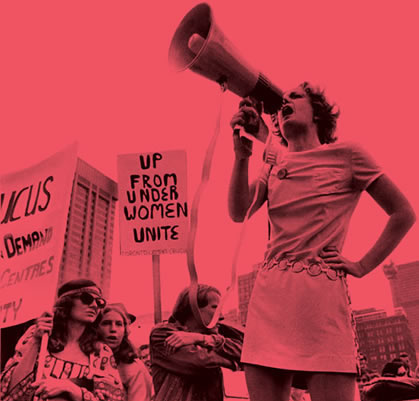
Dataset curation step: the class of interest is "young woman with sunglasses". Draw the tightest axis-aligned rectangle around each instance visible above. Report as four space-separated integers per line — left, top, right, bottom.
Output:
0 279 125 401
97 303 153 401
228 84 416 401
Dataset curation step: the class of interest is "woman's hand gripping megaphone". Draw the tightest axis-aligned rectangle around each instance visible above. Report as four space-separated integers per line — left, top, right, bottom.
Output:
231 97 269 159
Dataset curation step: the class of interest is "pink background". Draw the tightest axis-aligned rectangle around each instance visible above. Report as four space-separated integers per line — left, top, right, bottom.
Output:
1 1 418 319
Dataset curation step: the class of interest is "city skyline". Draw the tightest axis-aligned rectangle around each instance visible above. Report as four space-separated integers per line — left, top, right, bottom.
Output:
1 1 418 318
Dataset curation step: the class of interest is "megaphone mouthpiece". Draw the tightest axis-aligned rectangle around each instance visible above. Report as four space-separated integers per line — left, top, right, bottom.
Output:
248 74 284 114
169 3 283 113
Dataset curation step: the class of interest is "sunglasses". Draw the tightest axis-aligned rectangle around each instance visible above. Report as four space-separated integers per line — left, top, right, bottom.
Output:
78 292 107 309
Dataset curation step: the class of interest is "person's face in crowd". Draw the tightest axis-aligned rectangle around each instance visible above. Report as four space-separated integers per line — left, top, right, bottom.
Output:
140 347 150 361
400 354 410 367
70 291 102 323
359 356 368 370
397 366 407 376
199 291 220 326
279 86 315 140
139 346 151 368
98 310 125 351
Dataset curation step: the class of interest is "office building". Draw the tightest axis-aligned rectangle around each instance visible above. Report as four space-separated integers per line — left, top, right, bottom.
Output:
238 264 261 326
58 159 118 297
354 307 417 373
223 308 241 326
383 260 419 356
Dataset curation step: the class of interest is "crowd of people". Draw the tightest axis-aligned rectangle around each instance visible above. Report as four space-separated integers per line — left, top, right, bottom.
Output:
0 279 153 401
356 353 419 401
1 81 417 401
0 280 244 401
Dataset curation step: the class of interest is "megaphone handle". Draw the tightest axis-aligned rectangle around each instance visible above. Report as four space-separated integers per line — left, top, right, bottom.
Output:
233 125 255 142
233 127 241 137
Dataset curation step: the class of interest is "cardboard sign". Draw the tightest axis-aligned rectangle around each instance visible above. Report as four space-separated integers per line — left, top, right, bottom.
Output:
0 144 78 328
117 150 188 255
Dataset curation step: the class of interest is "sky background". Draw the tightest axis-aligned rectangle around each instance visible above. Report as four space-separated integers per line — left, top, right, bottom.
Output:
1 1 418 322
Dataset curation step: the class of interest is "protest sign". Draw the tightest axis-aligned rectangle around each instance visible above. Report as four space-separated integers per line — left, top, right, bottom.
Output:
117 150 188 255
0 144 78 328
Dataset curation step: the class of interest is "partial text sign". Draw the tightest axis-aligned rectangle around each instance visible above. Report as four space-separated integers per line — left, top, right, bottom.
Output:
0 144 78 328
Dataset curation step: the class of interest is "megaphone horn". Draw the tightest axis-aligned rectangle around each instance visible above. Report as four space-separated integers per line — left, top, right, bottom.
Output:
168 3 283 114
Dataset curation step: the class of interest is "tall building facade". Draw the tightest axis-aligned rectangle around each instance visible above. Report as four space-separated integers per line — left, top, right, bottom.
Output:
383 260 419 355
238 264 261 326
354 307 417 373
59 159 118 297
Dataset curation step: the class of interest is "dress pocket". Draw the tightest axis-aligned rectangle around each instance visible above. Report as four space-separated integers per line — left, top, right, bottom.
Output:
313 167 350 194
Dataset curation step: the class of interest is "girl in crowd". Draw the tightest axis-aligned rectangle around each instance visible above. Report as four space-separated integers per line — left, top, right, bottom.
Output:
97 303 153 401
228 83 416 401
0 279 125 401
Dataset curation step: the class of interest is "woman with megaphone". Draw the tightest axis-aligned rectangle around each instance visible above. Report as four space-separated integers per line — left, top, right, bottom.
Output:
228 84 416 401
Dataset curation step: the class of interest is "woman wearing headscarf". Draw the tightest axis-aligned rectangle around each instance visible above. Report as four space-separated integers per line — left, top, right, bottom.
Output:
0 279 125 401
150 284 243 401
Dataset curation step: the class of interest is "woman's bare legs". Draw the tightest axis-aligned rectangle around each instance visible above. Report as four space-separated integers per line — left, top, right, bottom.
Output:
244 364 293 401
307 373 356 401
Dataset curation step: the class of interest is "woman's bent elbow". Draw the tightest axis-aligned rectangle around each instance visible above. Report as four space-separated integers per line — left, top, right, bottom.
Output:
399 205 416 232
406 207 417 228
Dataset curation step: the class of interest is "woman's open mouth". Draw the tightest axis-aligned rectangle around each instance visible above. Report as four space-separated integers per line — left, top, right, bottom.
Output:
282 105 294 119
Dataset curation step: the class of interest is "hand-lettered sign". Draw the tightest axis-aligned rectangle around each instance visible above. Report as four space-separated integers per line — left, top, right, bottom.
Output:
0 144 78 328
117 150 188 255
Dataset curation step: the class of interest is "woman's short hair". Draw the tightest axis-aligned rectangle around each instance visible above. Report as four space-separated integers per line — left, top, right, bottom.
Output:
169 284 220 325
277 82 340 147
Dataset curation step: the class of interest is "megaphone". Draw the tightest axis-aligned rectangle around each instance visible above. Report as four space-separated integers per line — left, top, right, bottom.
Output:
168 3 283 114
